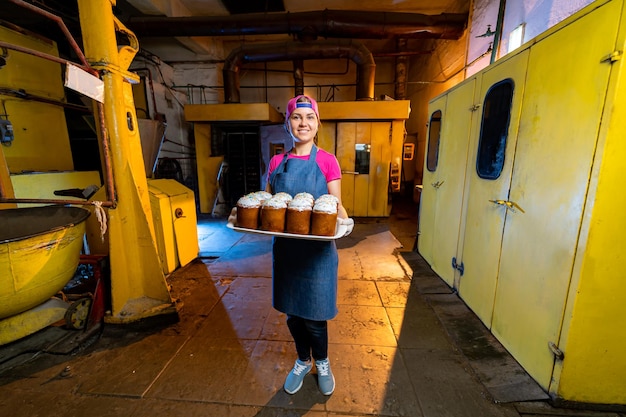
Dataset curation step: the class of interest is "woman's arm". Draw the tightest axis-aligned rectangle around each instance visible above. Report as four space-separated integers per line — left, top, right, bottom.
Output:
327 179 348 219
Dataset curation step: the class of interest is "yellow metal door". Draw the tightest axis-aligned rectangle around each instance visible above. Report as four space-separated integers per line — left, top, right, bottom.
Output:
431 80 477 287
417 95 446 266
338 121 392 217
491 1 618 389
336 121 400 217
337 122 357 216
457 49 529 325
353 122 371 217
368 122 392 216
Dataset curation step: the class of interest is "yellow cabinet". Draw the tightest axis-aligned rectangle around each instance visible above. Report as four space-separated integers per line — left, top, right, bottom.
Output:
148 179 198 274
419 0 626 406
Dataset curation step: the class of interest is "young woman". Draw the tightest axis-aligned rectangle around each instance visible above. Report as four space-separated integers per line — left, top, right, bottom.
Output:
266 94 353 395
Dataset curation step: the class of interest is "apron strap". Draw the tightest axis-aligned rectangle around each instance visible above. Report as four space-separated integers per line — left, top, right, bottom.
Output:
276 145 318 172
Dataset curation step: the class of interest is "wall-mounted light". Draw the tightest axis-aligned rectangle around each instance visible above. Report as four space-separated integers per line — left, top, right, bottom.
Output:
508 23 526 53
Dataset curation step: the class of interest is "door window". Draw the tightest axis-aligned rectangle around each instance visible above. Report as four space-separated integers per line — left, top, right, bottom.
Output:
426 110 442 172
355 143 371 174
476 80 514 179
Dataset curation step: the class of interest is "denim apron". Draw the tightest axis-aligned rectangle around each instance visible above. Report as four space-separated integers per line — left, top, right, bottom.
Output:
269 146 339 321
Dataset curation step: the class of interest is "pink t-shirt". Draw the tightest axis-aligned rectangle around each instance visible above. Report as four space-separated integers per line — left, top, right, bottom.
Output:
268 148 342 184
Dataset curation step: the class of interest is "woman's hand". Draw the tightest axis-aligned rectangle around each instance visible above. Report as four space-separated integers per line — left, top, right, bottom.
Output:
338 217 354 236
227 206 237 226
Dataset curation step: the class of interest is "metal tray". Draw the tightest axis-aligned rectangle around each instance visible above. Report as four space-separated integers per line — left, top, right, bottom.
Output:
226 220 347 241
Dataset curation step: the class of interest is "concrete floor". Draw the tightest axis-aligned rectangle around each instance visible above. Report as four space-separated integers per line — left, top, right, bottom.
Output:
0 197 623 417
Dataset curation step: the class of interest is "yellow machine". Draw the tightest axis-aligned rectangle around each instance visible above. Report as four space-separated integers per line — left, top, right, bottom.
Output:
0 0 198 340
419 0 626 406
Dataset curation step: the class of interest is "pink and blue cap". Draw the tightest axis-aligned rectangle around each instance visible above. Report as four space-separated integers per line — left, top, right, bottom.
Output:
286 95 319 119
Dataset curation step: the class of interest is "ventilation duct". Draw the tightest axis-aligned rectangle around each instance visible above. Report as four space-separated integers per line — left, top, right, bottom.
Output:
130 10 467 40
223 40 376 103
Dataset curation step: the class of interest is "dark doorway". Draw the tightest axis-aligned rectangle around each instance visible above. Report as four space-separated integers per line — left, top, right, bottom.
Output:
212 124 262 207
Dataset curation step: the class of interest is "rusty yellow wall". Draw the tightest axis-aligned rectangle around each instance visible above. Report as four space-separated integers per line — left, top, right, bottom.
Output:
0 26 73 172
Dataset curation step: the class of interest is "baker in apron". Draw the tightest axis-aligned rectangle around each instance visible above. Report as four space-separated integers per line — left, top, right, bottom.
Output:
267 95 353 396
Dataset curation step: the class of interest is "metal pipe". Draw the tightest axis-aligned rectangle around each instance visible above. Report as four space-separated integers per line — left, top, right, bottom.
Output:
96 101 116 205
223 40 375 102
491 0 507 64
0 86 90 112
373 50 434 57
293 60 304 97
395 39 408 100
129 10 467 40
0 41 92 73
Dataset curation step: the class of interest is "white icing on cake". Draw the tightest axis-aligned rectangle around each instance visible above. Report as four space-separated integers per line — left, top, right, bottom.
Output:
288 198 313 211
316 194 339 205
250 191 272 202
263 196 288 209
313 199 337 214
294 192 314 203
273 192 293 203
237 195 260 208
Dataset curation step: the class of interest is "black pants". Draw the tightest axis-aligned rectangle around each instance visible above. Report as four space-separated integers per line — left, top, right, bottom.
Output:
286 315 328 362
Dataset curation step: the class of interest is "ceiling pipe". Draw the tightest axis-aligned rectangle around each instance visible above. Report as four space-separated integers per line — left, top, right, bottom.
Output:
293 60 304 97
223 40 376 103
395 39 408 100
129 10 467 40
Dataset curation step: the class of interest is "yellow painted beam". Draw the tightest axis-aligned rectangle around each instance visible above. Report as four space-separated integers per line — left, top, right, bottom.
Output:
193 123 214 214
319 100 411 121
185 103 284 122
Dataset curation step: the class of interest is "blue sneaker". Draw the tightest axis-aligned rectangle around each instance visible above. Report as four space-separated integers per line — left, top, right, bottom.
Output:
284 359 312 394
315 358 335 395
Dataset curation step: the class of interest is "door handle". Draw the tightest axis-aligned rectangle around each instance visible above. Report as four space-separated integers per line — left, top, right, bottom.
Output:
341 170 360 175
489 199 525 213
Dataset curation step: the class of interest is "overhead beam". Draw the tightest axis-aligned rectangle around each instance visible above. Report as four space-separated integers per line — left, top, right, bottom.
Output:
129 10 468 40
